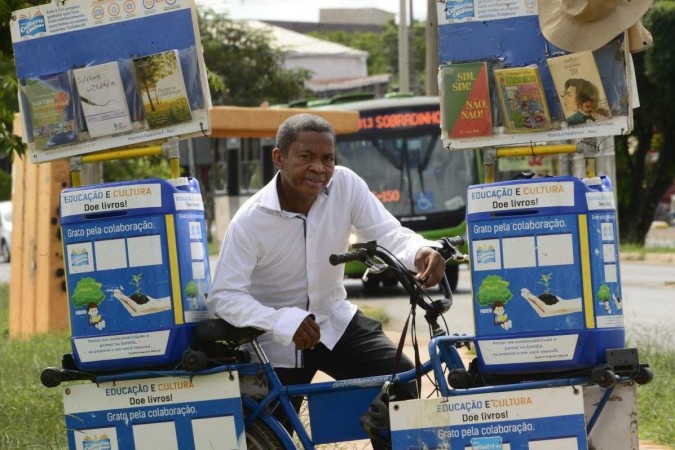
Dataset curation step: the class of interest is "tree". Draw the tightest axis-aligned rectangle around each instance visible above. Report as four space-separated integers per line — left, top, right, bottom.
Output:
476 275 513 307
134 52 179 112
614 1 675 244
310 20 428 95
198 9 311 106
185 280 198 300
0 0 40 160
71 277 105 308
597 284 611 304
194 9 312 243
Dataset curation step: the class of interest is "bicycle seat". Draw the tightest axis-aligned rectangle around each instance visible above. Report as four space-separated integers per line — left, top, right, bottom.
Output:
193 319 264 345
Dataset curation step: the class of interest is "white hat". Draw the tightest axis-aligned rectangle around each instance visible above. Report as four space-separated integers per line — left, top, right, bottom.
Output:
538 0 655 52
627 18 653 53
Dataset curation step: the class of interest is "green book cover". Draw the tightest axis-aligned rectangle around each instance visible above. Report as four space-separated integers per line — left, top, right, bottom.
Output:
22 72 79 150
440 62 492 139
133 49 192 129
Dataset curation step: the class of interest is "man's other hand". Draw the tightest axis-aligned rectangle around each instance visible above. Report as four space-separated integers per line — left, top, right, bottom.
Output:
414 247 445 288
293 315 321 350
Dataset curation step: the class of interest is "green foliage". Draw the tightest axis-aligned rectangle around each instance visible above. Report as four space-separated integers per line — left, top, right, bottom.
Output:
103 156 172 182
71 277 105 308
0 332 70 449
644 2 675 96
616 2 675 244
476 275 513 306
596 284 611 302
310 20 428 94
0 1 33 160
185 280 198 298
134 51 180 113
131 273 143 294
0 166 11 200
198 9 311 106
629 330 675 447
309 28 391 76
144 97 192 128
537 273 552 295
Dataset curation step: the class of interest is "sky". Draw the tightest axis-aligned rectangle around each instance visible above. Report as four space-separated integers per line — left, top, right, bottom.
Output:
194 0 430 22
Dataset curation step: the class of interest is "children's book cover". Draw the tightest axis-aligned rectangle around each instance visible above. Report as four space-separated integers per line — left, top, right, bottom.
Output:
494 66 552 133
547 51 611 127
21 72 79 150
440 62 493 138
132 49 192 129
73 62 132 138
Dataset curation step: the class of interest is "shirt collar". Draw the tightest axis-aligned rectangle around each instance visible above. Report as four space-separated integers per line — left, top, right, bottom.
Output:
258 171 333 214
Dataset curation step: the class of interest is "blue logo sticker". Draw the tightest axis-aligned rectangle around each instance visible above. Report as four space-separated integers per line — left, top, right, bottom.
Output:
18 12 46 37
71 249 90 267
446 0 475 20
476 245 496 264
82 435 112 450
471 436 503 450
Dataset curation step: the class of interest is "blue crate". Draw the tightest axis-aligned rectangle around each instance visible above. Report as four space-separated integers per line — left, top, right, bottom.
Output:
60 178 212 371
467 175 624 374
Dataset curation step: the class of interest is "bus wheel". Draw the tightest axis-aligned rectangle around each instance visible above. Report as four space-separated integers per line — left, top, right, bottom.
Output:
445 265 459 292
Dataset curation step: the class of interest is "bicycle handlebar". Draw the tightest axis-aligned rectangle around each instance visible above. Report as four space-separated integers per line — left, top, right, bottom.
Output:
328 247 370 266
329 236 467 337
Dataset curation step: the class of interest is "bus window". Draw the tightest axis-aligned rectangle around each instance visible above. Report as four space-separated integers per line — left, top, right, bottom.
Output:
213 138 228 194
337 132 475 219
239 139 263 194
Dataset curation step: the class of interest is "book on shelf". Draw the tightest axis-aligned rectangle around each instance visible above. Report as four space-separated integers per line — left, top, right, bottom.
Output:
132 49 192 129
440 62 493 138
21 72 79 150
546 51 611 127
493 66 552 133
73 62 132 138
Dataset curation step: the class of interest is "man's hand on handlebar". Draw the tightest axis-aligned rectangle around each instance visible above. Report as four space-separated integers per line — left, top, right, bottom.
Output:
414 247 446 288
293 315 321 350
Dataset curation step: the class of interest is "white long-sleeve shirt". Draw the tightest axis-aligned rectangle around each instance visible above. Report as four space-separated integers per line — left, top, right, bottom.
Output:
207 166 438 367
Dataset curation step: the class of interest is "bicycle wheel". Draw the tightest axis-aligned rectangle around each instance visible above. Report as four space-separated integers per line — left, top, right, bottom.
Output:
245 415 286 449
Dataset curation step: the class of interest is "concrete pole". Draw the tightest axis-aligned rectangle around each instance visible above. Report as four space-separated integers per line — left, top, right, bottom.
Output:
425 0 439 96
398 0 410 93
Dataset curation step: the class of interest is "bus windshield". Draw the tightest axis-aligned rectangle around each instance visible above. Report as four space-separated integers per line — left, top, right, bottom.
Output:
328 97 479 232
338 132 474 218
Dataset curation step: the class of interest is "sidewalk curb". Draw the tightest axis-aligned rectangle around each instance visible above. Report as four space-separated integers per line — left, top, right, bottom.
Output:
620 252 675 264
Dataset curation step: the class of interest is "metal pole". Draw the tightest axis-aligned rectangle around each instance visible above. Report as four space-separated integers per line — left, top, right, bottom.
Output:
398 0 410 93
425 0 439 95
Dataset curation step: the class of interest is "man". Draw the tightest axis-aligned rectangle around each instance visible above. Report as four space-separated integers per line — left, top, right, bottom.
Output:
207 113 445 440
562 78 599 126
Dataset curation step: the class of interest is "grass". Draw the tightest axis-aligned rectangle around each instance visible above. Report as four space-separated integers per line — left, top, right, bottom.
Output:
620 243 675 258
630 330 675 447
1 284 673 448
0 285 71 449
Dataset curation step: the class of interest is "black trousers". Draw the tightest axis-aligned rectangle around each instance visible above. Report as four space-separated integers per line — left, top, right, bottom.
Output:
274 310 417 448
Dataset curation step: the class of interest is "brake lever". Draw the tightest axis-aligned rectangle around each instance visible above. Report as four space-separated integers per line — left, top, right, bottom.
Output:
448 252 469 263
361 255 388 282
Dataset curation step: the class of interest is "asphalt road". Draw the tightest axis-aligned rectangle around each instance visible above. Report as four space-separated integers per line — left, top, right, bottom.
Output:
348 260 675 349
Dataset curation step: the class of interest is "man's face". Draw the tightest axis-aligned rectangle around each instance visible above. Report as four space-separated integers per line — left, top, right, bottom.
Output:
275 131 336 202
562 85 577 113
580 100 593 115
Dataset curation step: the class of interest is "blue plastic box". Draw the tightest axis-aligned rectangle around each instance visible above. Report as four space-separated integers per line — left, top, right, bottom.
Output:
60 178 212 371
467 176 624 375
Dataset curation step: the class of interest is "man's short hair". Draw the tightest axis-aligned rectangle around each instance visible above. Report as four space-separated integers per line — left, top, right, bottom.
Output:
275 113 336 156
